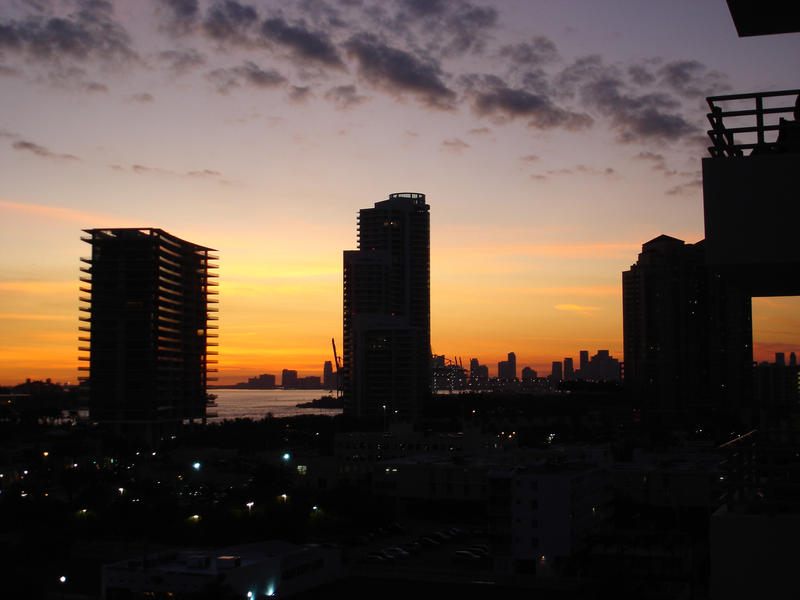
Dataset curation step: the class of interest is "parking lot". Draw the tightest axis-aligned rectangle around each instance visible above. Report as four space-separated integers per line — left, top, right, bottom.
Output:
342 522 495 583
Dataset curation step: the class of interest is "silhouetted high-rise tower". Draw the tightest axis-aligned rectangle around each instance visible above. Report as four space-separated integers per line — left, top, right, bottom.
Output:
622 235 751 415
79 228 218 439
343 192 431 422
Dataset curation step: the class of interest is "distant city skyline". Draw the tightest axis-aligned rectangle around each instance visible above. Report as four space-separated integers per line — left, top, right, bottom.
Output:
1 1 798 385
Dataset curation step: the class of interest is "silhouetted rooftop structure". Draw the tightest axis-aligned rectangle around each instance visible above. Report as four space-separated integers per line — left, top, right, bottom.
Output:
725 0 800 37
706 89 800 157
706 90 800 157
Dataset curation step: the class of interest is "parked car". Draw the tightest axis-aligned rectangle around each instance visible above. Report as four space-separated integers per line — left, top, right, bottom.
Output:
452 550 482 562
382 546 410 559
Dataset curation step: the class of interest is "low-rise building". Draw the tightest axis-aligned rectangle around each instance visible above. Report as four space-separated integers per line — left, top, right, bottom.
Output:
102 541 340 599
487 462 612 576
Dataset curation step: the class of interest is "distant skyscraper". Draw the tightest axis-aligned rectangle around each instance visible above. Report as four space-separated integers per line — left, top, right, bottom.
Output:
469 358 480 380
79 228 217 439
521 366 537 380
582 350 621 382
551 361 563 383
579 351 589 374
342 192 431 422
791 352 797 367
497 352 517 380
775 352 786 367
563 357 574 380
282 369 298 388
323 361 335 389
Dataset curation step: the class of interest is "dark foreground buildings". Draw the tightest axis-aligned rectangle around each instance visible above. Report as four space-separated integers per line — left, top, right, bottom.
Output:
343 193 431 423
79 228 218 439
624 88 800 429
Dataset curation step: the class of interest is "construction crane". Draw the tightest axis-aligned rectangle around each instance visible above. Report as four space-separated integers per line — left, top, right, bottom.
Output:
331 337 342 397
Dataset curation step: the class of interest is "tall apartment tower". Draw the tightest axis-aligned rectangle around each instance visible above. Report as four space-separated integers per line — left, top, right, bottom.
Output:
551 361 563 384
622 234 751 416
563 357 575 380
579 350 589 373
343 192 431 422
79 228 218 439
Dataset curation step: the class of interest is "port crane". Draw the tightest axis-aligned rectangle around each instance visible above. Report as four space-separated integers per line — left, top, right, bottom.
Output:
331 337 342 397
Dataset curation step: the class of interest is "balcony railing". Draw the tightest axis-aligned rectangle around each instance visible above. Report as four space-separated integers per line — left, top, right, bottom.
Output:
706 89 800 157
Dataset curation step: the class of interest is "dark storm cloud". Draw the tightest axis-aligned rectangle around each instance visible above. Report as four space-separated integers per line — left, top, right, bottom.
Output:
665 178 702 195
324 84 367 109
158 0 200 32
128 163 223 179
470 80 593 131
554 54 605 98
555 55 700 143
658 59 729 98
628 64 655 86
635 151 665 164
438 2 497 55
294 0 348 27
0 63 20 77
187 168 222 177
41 63 105 92
499 36 559 68
158 48 206 74
203 0 259 44
395 0 498 56
208 61 286 93
0 0 136 64
520 69 551 95
132 163 167 175
261 17 344 68
234 61 286 87
442 138 469 152
343 33 456 109
581 76 696 142
12 140 79 161
400 0 447 17
131 92 154 102
535 163 618 180
288 85 313 102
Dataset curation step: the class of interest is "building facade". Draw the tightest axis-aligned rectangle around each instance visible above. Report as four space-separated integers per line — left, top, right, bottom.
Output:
342 193 431 422
79 228 217 437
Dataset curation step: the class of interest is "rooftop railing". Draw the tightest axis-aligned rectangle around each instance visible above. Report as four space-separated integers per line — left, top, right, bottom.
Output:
706 89 800 157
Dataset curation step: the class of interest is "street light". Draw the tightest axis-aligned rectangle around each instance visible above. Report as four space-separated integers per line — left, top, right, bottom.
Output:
246 501 254 514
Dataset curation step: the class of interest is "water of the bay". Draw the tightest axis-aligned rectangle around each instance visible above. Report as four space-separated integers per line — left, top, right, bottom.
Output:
208 388 342 421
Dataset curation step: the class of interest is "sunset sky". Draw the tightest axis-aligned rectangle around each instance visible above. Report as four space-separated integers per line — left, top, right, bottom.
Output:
1 0 799 385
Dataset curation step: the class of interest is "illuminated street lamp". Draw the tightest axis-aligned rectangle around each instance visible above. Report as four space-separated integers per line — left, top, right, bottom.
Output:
246 501 254 514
